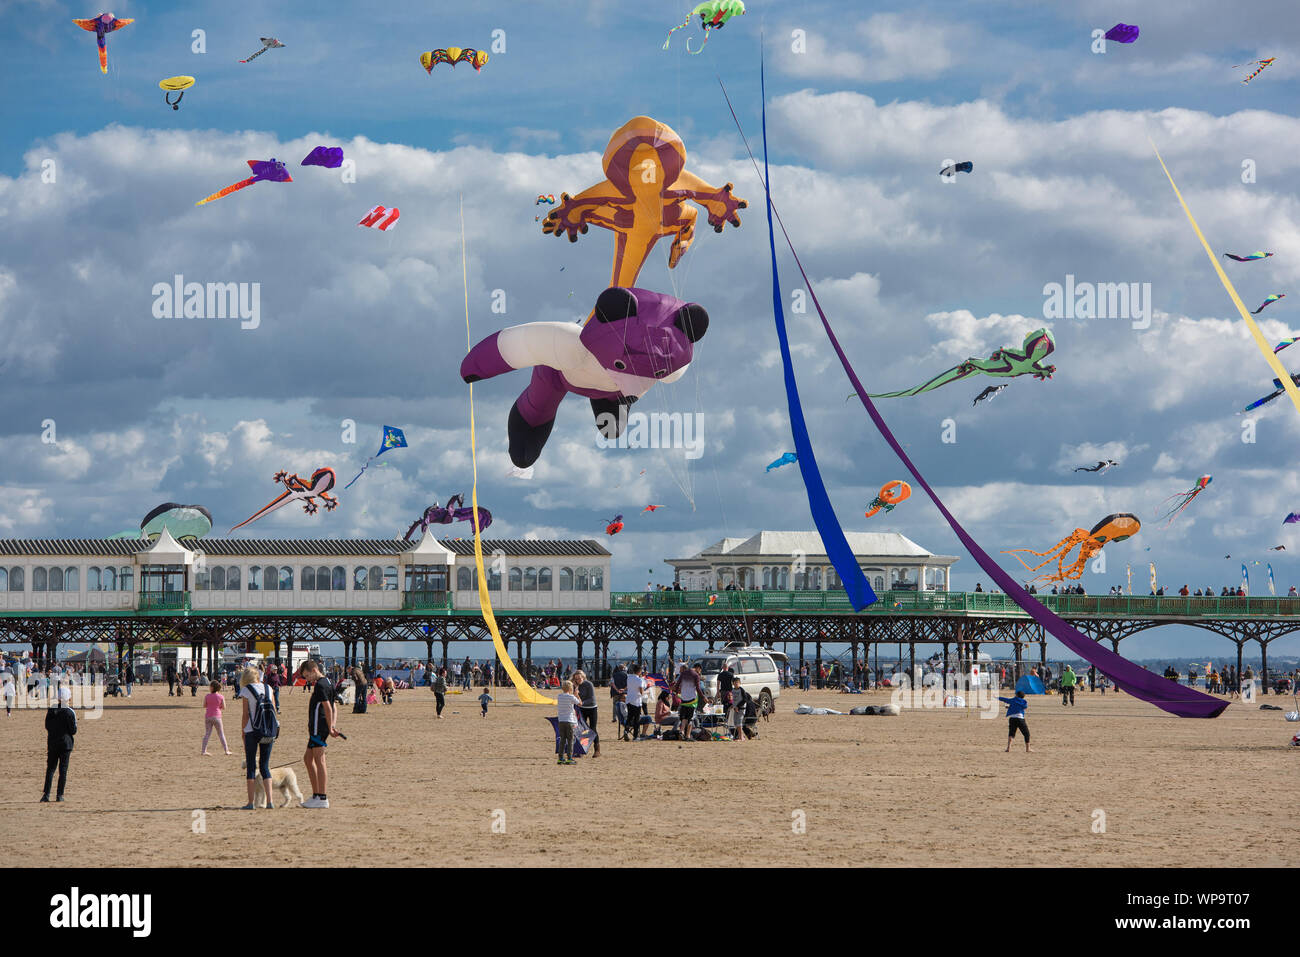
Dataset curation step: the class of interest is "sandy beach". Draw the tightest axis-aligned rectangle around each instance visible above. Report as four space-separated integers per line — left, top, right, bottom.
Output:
1 681 1293 867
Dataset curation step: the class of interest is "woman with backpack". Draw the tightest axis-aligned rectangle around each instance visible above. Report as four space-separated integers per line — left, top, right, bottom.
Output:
238 666 279 810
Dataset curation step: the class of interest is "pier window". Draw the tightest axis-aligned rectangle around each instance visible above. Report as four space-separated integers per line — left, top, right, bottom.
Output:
33 567 46 591
383 566 397 591
227 566 242 590
118 567 131 592
87 567 100 591
195 568 210 590
588 566 603 591
559 567 574 591
249 566 263 591
64 567 78 592
407 565 448 593
211 566 226 590
457 567 475 590
277 566 294 591
102 566 117 591
486 566 501 591
49 567 64 592
508 568 522 591
0 568 6 591
524 567 538 591
352 566 367 590
8 567 23 591
575 567 589 591
331 566 345 590
538 567 552 591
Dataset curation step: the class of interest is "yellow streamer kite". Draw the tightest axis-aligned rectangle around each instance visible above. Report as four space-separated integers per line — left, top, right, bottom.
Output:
461 196 554 705
1152 139 1300 417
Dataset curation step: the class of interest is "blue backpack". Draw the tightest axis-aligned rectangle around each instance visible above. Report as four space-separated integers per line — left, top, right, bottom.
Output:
249 684 280 743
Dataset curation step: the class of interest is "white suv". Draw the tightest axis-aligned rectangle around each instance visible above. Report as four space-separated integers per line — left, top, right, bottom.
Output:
695 645 785 714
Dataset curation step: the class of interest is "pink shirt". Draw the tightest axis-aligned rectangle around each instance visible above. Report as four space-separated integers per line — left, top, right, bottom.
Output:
204 692 225 719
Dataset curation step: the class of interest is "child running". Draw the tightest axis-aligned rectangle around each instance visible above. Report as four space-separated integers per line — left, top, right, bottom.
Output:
201 680 231 755
1000 690 1033 752
479 686 494 718
555 680 581 765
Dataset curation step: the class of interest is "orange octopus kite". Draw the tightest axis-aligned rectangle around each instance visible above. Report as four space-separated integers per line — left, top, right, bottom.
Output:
542 116 747 292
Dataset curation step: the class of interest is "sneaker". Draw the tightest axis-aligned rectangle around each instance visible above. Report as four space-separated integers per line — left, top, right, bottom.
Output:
56 795 65 802
556 758 564 765
39 795 49 803
302 796 329 808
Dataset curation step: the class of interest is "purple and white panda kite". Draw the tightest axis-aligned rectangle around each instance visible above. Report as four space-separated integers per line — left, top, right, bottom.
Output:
460 286 708 467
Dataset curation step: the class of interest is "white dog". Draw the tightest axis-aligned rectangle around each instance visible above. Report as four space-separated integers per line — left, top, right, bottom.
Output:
240 761 304 808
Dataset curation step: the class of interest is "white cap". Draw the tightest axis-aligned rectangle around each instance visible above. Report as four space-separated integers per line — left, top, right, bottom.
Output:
57 687 71 702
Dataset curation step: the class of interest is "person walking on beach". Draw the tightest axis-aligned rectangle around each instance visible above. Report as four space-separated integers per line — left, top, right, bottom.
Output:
479 687 494 717
431 667 447 718
351 667 368 714
41 686 77 802
238 666 278 810
573 669 600 757
1000 690 1032 752
1060 665 1077 706
201 680 231 755
555 680 581 765
298 660 339 809
166 663 177 697
123 659 134 698
672 663 706 741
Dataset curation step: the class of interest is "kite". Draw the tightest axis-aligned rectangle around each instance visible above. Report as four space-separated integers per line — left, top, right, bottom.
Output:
1253 294 1286 314
230 468 338 531
358 205 400 231
1271 545 1287 550
403 496 492 541
73 13 133 74
1241 373 1300 413
1104 23 1139 43
940 161 973 177
663 0 745 53
766 452 798 472
1073 460 1117 473
301 146 344 169
344 425 407 489
419 48 488 72
542 116 746 292
1154 475 1212 525
110 503 213 541
726 61 1225 717
536 194 555 205
861 329 1056 399
1004 513 1141 583
159 76 194 111
1285 514 1300 525
605 514 624 536
240 37 285 63
195 159 292 206
642 504 665 512
864 481 911 518
461 286 709 468
1233 58 1275 84
972 385 1007 405
1224 251 1273 262
546 715 596 758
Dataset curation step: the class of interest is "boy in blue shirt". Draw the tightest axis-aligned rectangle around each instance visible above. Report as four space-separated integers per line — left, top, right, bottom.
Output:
1000 690 1032 752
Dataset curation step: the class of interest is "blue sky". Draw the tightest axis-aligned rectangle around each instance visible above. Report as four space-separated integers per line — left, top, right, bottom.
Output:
5 0 1300 658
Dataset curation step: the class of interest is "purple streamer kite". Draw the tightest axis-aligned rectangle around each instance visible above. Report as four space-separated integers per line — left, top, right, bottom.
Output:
724 54 1226 719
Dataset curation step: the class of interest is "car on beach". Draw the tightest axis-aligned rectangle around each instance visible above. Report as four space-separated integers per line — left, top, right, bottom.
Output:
694 644 785 714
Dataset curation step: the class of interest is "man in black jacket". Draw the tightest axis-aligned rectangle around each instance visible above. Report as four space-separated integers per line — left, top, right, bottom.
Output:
42 687 77 802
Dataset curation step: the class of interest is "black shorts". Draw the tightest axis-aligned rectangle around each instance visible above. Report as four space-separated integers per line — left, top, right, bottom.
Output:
679 702 696 724
308 734 328 749
1008 717 1029 740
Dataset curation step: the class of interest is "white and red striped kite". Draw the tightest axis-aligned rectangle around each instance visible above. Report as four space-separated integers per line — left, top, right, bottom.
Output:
358 205 400 231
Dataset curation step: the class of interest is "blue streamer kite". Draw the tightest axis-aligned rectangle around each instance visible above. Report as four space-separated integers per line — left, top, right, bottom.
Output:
759 69 875 612
344 425 407 489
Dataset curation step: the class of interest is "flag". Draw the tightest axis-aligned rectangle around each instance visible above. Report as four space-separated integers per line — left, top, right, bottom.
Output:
1149 562 1157 594
1241 563 1250 595
1268 563 1276 596
1126 563 1132 595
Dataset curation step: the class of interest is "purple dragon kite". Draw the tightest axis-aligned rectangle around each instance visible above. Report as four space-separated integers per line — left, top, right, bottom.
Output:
403 496 492 541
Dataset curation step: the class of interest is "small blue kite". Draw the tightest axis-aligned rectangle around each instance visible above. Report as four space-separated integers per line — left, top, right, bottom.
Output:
344 425 407 489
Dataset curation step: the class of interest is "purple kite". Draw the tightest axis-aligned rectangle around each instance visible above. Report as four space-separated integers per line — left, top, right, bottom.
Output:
301 146 344 169
73 12 133 74
1104 23 1139 43
195 159 292 206
546 716 596 758
1252 294 1285 314
730 58 1226 718
1285 513 1300 525
1223 251 1273 262
403 496 492 541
